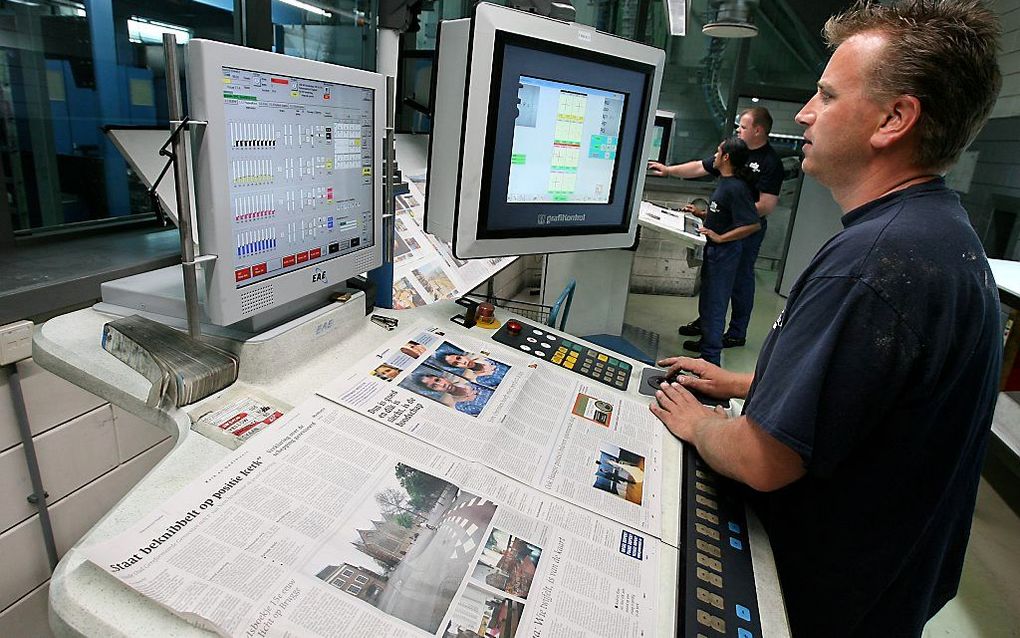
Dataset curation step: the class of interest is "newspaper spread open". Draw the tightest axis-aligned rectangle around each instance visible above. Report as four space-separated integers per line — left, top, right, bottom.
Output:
84 396 662 637
317 324 664 538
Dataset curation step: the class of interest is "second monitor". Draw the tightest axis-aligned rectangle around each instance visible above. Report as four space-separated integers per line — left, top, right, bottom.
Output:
426 4 664 259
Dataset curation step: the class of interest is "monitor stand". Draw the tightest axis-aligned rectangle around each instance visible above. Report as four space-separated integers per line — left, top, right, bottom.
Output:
97 264 358 341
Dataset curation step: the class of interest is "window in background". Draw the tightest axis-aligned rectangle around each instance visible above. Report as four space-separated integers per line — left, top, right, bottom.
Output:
0 0 236 237
273 0 374 70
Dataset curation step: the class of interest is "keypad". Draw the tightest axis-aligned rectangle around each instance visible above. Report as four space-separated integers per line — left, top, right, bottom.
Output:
492 321 632 390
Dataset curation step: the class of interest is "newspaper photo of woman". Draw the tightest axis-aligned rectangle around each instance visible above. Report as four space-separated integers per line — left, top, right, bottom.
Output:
400 370 494 417
428 342 510 389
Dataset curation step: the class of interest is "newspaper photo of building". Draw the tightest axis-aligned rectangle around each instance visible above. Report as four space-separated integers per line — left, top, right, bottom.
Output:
306 463 498 633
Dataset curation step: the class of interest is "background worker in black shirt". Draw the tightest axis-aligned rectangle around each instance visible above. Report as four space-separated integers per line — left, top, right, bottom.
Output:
649 1 1003 635
687 137 760 366
648 107 783 351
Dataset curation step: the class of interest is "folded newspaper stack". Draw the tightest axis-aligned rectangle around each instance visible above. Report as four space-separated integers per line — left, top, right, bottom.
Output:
101 315 239 408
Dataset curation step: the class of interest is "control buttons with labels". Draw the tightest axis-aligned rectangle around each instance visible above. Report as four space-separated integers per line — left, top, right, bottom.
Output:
491 320 632 390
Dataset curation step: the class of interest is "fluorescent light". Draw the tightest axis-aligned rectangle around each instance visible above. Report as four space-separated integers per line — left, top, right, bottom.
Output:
128 17 191 44
76 7 86 16
278 0 332 18
751 97 759 103
662 0 686 36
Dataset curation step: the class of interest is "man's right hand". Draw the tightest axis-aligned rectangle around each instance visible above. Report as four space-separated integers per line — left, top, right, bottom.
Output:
647 161 668 177
657 356 752 400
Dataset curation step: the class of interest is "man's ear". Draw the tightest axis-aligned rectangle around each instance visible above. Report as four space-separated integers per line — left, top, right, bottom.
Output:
872 94 921 150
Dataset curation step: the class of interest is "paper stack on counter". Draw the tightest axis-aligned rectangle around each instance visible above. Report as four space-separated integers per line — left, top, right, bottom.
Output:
101 315 239 408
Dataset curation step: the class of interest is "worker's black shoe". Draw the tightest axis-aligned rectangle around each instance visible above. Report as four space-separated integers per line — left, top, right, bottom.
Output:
722 336 746 348
685 338 744 351
677 320 702 336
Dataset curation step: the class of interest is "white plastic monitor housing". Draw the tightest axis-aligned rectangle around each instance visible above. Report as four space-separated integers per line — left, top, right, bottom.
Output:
188 39 384 326
425 3 665 259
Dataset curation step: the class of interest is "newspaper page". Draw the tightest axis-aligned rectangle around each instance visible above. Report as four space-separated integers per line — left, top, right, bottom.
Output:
317 324 664 538
391 180 516 309
84 396 661 638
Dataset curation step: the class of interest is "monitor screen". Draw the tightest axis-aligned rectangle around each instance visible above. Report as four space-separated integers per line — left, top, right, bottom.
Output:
507 77 625 205
477 34 654 239
189 39 383 327
648 112 673 164
222 66 375 290
647 123 664 162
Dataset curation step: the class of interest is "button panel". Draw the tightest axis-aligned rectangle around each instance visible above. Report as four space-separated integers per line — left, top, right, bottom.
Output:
491 320 632 390
680 447 764 638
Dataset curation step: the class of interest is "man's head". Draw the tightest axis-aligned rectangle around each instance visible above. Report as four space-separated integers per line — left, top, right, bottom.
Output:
737 107 772 149
797 0 1001 188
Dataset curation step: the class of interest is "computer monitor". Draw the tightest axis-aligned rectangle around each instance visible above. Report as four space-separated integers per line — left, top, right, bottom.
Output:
648 109 674 165
425 3 664 259
188 39 384 326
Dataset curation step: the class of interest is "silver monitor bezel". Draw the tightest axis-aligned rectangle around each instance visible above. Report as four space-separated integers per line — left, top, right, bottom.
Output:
188 39 384 326
427 4 664 259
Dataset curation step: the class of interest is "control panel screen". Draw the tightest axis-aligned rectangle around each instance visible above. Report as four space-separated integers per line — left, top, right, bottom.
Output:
647 124 664 162
506 77 624 204
222 66 374 288
478 35 653 239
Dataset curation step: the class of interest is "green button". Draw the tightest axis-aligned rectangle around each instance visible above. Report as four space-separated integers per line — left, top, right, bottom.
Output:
608 357 619 365
619 362 631 370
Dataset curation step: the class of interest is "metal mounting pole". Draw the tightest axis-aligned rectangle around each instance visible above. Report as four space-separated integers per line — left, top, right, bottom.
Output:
5 363 59 570
383 75 396 262
163 34 203 338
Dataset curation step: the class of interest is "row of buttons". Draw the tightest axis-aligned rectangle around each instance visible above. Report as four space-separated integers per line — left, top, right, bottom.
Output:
691 462 757 638
493 321 633 390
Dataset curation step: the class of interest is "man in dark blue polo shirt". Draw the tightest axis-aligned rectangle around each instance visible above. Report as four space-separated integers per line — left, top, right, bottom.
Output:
649 107 784 351
648 1 1003 636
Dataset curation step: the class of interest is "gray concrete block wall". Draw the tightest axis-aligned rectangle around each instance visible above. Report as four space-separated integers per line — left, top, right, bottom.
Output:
631 231 701 296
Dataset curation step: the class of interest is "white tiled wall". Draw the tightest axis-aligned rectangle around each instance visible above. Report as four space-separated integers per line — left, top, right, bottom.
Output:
50 438 174 556
0 443 38 533
0 583 52 638
34 406 119 505
0 361 171 634
0 517 50 612
15 360 107 437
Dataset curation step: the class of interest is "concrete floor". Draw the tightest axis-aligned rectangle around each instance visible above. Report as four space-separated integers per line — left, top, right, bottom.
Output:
624 269 1020 637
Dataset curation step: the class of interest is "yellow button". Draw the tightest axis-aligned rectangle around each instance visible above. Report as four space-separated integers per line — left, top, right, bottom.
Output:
565 361 575 369
570 350 580 357
566 357 577 365
552 356 563 364
557 346 567 354
597 354 609 362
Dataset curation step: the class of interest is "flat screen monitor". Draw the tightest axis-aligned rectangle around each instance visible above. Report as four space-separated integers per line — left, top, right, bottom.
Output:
396 49 434 134
648 109 674 165
425 4 664 259
188 39 384 326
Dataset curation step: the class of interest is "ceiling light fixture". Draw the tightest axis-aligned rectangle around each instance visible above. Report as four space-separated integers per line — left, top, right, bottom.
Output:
278 0 333 18
703 0 759 38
